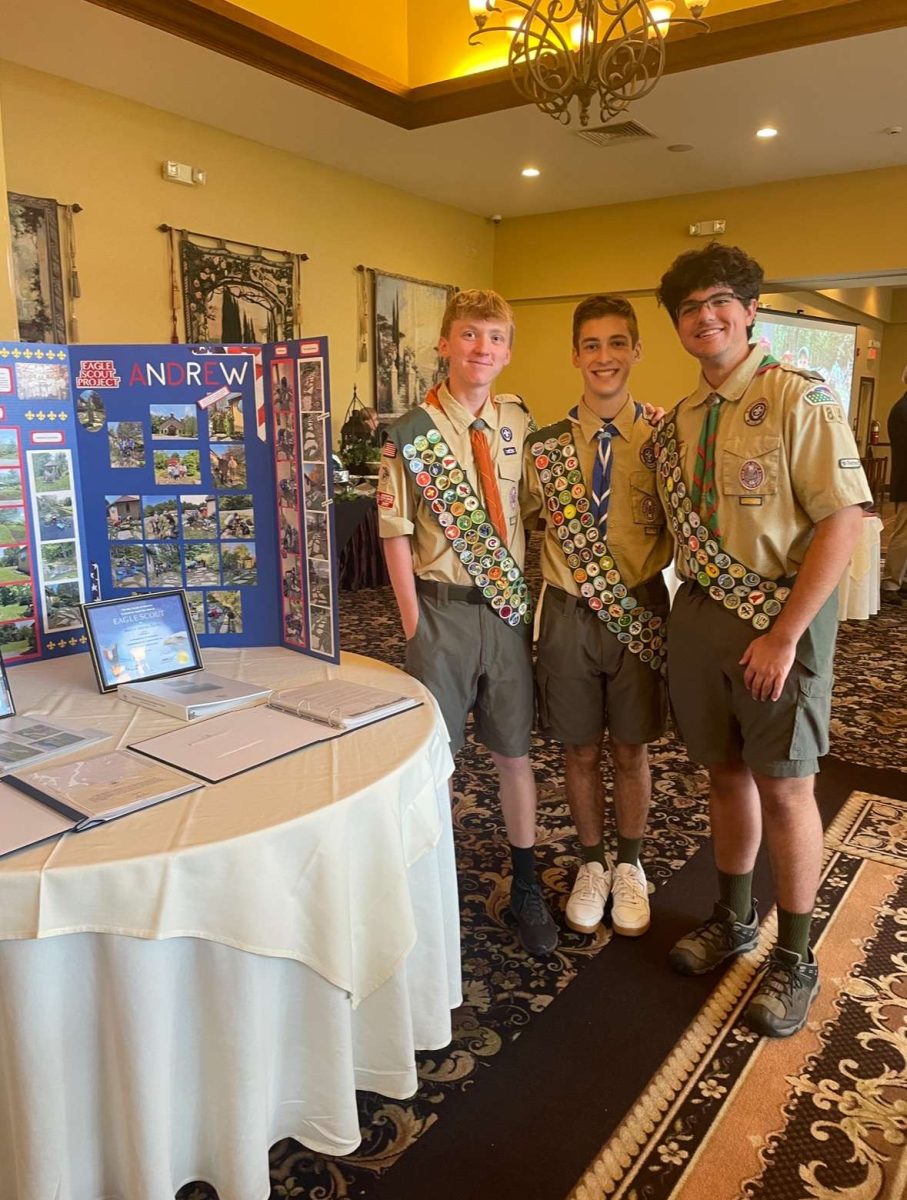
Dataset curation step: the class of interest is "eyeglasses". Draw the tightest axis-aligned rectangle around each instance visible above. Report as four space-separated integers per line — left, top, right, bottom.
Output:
677 291 746 320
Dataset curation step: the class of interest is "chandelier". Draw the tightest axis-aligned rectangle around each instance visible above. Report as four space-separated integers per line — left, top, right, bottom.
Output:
468 0 709 126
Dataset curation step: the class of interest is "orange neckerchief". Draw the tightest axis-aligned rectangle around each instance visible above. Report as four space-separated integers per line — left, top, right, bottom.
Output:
424 386 508 543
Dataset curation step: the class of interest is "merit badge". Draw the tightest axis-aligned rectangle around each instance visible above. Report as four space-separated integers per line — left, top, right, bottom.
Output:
641 495 659 523
402 443 416 459
501 426 512 442
804 386 835 405
744 400 768 426
640 439 657 469
739 460 765 491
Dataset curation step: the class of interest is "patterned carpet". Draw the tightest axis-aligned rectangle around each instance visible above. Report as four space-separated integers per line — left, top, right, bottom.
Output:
176 564 907 1200
572 791 907 1200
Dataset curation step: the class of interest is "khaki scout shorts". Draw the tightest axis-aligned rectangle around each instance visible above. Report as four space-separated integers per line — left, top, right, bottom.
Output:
536 581 669 747
667 582 838 778
405 593 534 758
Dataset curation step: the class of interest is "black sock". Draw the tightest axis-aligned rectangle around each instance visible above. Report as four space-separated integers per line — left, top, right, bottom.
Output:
581 840 606 866
510 844 537 888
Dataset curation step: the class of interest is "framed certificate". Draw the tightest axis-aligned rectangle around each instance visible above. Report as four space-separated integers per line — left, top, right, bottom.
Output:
80 589 203 693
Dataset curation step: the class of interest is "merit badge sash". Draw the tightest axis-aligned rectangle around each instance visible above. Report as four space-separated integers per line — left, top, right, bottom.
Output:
531 421 666 673
396 408 532 628
653 414 791 631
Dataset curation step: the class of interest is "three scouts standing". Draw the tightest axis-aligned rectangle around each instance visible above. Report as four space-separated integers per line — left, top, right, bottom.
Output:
379 249 870 1038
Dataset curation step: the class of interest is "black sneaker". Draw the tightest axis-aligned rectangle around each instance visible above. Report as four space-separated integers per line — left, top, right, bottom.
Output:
744 947 820 1038
668 901 759 975
510 879 559 957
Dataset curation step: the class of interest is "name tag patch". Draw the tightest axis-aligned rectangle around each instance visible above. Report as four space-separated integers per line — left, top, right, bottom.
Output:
739 496 763 506
838 458 861 469
503 445 517 455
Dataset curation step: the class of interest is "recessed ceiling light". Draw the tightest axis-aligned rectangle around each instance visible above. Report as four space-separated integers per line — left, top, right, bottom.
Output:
521 166 541 177
756 126 778 139
667 144 694 152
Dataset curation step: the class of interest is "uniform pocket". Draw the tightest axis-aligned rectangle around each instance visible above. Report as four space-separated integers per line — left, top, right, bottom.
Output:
788 669 832 760
630 469 664 527
720 436 781 497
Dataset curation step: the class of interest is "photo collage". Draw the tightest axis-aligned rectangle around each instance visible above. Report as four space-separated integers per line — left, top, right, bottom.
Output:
103 389 252 638
0 353 86 663
271 351 334 658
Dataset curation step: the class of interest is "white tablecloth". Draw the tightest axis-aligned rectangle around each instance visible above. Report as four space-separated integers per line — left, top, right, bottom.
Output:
0 649 461 1199
837 514 883 621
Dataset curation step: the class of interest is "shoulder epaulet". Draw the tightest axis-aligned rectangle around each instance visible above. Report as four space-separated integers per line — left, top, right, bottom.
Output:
495 392 537 433
776 362 825 383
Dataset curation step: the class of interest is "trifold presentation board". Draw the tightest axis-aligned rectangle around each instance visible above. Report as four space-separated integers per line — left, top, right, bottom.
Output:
0 337 338 669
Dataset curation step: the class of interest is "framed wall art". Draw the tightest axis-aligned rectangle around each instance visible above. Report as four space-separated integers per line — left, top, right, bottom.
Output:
7 193 67 344
371 270 454 417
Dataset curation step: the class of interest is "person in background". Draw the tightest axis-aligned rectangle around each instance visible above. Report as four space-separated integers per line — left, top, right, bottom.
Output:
881 365 907 594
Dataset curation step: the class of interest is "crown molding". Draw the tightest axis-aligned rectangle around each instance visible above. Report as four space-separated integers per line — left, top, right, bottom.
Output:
87 0 907 130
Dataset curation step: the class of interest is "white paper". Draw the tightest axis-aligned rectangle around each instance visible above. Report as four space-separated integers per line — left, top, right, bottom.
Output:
131 705 340 782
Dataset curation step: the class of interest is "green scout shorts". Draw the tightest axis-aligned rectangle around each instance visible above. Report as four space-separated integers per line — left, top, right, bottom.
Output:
536 580 669 748
667 581 838 778
405 589 534 758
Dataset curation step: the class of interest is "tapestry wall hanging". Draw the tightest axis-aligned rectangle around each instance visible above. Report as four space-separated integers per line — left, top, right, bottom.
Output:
8 193 67 343
370 269 454 417
175 229 303 344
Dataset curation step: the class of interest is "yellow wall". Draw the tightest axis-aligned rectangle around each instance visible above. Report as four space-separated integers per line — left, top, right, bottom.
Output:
494 166 907 424
0 61 493 434
231 1 410 84
0 90 16 339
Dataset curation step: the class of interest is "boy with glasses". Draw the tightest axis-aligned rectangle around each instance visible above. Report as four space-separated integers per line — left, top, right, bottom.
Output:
654 243 871 1037
522 295 672 938
378 289 558 957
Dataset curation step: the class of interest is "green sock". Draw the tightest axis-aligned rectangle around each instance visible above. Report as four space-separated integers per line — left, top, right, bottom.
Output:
616 835 642 866
718 870 754 922
581 840 606 867
777 907 813 960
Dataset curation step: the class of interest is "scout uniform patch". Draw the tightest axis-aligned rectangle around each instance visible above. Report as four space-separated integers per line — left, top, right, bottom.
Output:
804 386 836 405
744 400 767 426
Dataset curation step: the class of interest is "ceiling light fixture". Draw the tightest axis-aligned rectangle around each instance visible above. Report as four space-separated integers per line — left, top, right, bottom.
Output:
756 126 779 139
521 166 541 177
468 0 709 127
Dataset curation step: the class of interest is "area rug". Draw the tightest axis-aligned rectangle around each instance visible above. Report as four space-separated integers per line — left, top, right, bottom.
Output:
571 791 907 1200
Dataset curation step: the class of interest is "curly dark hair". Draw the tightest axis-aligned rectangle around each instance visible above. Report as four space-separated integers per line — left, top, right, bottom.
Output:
656 242 764 326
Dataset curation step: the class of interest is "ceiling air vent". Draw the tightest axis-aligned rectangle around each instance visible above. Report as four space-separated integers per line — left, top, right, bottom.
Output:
574 121 656 147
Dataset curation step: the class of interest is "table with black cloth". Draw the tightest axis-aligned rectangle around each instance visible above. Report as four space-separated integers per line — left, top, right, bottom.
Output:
335 494 389 590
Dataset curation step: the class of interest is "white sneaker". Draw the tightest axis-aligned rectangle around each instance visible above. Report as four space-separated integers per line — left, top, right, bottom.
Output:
881 580 900 593
565 860 612 934
610 862 651 937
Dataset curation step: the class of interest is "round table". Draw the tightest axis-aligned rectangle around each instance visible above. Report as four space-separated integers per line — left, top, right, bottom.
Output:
0 648 460 1200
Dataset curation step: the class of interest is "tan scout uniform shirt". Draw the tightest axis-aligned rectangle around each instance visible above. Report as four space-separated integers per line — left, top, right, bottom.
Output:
666 344 872 581
376 382 532 584
521 397 673 593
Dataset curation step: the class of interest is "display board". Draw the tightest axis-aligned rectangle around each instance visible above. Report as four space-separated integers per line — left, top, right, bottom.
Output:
753 309 857 416
0 338 338 667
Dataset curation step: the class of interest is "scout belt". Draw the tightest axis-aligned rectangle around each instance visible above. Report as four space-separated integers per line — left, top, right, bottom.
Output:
398 410 532 628
653 415 791 631
530 424 665 673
